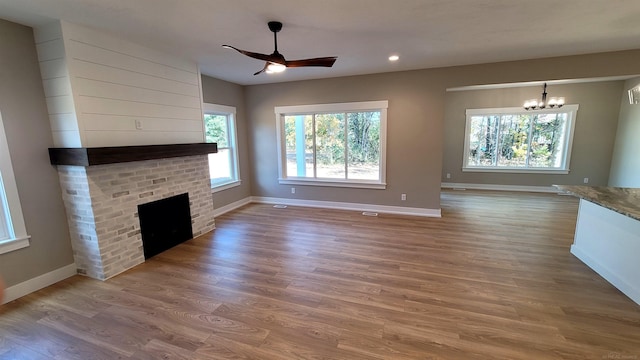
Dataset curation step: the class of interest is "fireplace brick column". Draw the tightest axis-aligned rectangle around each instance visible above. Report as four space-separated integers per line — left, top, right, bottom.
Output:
57 155 215 280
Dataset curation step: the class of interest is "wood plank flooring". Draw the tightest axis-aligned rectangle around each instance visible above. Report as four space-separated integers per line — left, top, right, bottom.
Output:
1 190 640 359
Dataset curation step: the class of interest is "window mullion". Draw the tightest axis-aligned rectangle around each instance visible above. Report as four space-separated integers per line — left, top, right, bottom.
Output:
226 115 235 178
343 112 348 179
494 116 501 167
525 114 534 168
560 113 568 169
227 115 232 145
312 114 317 179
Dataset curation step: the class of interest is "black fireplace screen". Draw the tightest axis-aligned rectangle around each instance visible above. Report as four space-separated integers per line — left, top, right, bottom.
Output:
138 193 193 259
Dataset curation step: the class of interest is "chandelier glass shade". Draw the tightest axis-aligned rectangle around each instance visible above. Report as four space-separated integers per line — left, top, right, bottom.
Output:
524 83 564 110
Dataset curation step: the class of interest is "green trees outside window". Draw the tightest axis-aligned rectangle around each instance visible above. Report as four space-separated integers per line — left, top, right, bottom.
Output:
284 111 381 181
203 104 239 188
464 105 578 172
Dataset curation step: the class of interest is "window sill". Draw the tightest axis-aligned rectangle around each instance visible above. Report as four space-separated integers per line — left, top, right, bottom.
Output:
279 178 386 189
462 167 569 175
0 235 30 255
211 180 242 193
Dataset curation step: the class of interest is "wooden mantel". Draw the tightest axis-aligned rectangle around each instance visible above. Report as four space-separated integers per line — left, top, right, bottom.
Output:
48 143 218 166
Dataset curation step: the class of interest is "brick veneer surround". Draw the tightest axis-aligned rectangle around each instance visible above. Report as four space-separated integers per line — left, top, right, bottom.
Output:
57 155 215 280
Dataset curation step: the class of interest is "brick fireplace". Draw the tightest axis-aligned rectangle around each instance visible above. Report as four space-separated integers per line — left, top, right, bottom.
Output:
52 145 216 280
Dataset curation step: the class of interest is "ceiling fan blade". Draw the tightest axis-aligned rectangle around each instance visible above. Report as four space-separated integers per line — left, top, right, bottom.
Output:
285 57 337 68
224 22 337 74
222 45 274 63
253 62 269 76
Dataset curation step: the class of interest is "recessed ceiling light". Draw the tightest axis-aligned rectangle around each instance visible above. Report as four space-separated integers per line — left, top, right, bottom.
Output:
388 55 399 61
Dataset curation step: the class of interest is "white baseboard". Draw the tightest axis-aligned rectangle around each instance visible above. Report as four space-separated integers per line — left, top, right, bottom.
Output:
251 196 441 218
441 182 559 193
3 263 77 304
213 197 252 217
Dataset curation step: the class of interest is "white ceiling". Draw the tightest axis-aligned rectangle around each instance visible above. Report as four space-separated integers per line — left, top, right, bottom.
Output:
1 0 640 86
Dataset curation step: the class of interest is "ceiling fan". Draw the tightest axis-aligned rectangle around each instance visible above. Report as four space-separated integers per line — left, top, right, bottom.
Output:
222 21 337 76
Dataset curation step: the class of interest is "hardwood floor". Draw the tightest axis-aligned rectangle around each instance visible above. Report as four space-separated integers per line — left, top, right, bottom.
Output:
1 190 639 359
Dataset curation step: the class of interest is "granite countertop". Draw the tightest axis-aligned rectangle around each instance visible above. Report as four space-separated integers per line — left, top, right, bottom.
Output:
554 185 640 221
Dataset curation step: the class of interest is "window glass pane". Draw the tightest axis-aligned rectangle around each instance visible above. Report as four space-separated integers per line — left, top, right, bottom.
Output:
464 107 576 172
0 175 11 240
204 107 240 188
315 113 345 179
277 101 388 186
0 112 29 249
468 115 498 166
284 115 314 178
205 114 229 147
529 113 567 168
347 111 380 180
208 149 232 184
497 114 530 167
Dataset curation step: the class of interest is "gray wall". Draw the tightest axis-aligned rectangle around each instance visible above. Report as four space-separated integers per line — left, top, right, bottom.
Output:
244 50 640 211
245 72 445 210
609 77 640 187
201 75 252 209
0 19 74 287
443 81 624 186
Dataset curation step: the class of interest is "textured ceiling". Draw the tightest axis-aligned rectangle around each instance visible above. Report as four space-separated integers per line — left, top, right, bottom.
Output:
1 0 640 85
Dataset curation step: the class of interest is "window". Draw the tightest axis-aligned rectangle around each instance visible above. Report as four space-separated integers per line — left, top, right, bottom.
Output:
0 111 30 254
463 105 578 173
203 104 240 191
275 101 388 189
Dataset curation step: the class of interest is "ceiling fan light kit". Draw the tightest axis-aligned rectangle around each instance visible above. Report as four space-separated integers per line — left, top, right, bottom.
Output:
266 63 286 73
222 21 337 75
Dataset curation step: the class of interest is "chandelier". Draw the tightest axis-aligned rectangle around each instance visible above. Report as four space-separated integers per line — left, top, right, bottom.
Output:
523 83 564 110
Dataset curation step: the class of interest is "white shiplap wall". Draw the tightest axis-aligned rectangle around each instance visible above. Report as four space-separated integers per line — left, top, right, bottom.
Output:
35 22 81 147
35 21 204 147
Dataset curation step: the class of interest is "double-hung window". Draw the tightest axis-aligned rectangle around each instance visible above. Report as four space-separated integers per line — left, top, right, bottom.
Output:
276 101 388 189
203 104 240 191
0 111 30 254
463 105 578 173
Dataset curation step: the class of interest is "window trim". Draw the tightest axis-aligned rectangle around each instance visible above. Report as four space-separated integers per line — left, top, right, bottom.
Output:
462 105 579 174
275 101 388 189
203 103 241 190
0 111 30 254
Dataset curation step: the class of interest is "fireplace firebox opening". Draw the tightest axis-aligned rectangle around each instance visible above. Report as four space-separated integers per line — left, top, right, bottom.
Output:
138 193 193 259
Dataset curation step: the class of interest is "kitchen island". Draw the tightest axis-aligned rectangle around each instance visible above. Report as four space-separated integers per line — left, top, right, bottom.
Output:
555 185 640 305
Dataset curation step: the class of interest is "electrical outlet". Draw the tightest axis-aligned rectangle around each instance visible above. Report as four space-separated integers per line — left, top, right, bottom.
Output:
583 177 589 184
446 173 451 179
401 193 406 201
135 119 143 130
291 187 296 194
